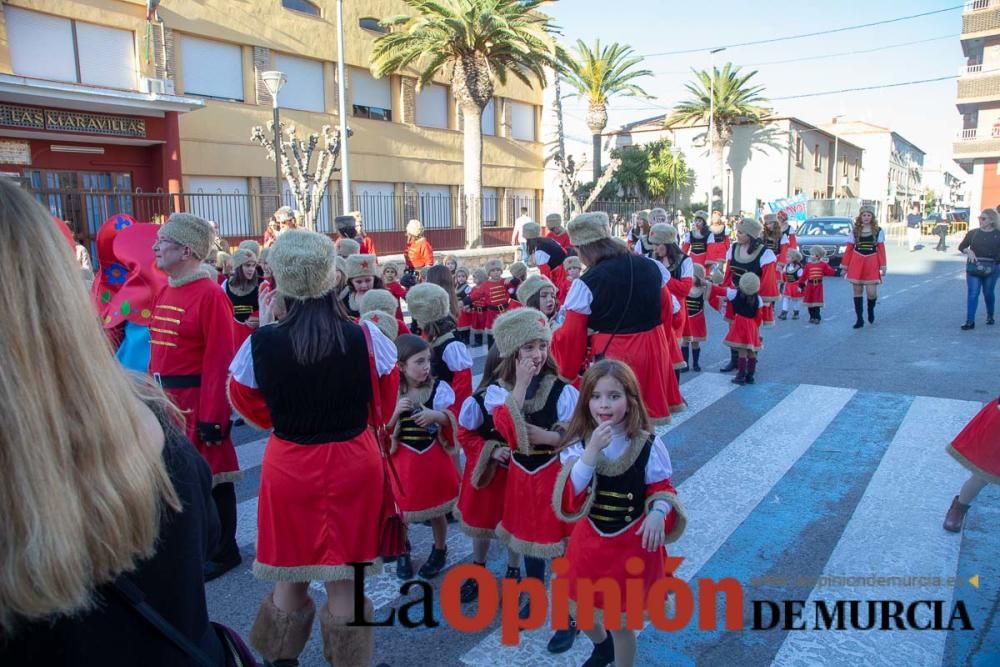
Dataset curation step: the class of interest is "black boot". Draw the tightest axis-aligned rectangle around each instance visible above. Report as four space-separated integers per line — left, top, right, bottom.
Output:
460 562 485 603
205 483 241 582
486 333 495 349
853 297 864 329
396 551 414 580
815 307 822 323
867 298 876 324
732 357 747 385
581 632 615 667
681 346 690 373
720 348 738 372
692 347 702 372
418 545 447 579
745 358 757 384
546 617 578 654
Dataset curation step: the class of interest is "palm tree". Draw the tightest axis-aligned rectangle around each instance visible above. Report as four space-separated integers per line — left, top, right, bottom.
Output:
370 0 558 248
562 39 652 181
667 63 770 211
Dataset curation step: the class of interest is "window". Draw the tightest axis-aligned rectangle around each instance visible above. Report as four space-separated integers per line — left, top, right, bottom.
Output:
416 185 451 228
482 187 498 227
352 69 392 121
355 183 396 231
6 8 137 90
359 18 388 34
842 156 848 177
508 189 535 224
186 176 251 237
282 0 320 16
272 54 324 112
509 102 535 141
794 136 803 164
416 84 448 129
813 144 821 172
793 187 803 195
854 159 860 179
482 99 496 136
180 36 244 100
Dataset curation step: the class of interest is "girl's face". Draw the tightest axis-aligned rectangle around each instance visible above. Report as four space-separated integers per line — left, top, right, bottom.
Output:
383 268 397 283
446 259 457 273
736 231 750 245
567 266 581 280
537 287 557 316
261 261 272 278
516 339 548 376
590 375 627 425
351 276 374 294
224 260 234 274
654 243 668 259
455 270 468 286
488 268 502 281
861 211 873 224
241 261 257 280
401 349 432 384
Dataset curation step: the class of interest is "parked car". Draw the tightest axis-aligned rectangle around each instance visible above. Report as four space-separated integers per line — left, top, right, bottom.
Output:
795 217 852 270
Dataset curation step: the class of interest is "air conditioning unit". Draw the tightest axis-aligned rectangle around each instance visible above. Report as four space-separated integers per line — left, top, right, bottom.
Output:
143 77 175 96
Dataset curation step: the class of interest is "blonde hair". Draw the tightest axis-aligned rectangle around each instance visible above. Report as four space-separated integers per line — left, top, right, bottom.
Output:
0 180 179 633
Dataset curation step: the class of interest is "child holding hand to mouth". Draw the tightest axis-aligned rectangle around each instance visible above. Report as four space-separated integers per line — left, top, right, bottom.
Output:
553 359 687 667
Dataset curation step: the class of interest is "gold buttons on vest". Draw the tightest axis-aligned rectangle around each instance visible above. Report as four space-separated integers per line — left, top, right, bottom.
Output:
627 493 634 500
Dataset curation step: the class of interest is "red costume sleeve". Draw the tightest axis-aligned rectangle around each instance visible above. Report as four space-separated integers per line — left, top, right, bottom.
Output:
227 377 273 431
645 478 684 540
449 369 473 420
538 261 553 281
877 242 887 269
822 262 838 277
667 276 693 301
842 242 855 269
198 290 237 438
659 285 674 330
558 467 593 519
681 241 691 253
493 405 521 451
708 284 727 311
360 236 377 257
552 309 589 383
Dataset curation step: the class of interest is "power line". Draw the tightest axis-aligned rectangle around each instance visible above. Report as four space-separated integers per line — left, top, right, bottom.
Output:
640 5 962 57
770 74 958 100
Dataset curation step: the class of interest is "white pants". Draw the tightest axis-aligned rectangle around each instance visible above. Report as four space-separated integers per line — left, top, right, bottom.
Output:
907 226 921 249
781 296 801 312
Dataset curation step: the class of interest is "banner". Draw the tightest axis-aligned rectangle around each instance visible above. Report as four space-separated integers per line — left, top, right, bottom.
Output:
767 194 808 223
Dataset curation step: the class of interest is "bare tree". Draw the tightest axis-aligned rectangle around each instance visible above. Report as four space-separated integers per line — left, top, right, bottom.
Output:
250 122 349 230
552 152 621 216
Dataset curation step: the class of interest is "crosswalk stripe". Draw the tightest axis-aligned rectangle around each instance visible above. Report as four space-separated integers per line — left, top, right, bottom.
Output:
658 372 740 433
236 438 267 470
458 384 856 666
771 395 982 667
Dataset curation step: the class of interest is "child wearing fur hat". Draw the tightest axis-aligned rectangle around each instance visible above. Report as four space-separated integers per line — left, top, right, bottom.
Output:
554 359 686 667
682 210 717 267
215 251 233 284
842 205 887 328
381 262 408 317
681 264 711 372
388 333 460 580
406 283 474 422
778 248 805 320
543 213 572 251
443 255 458 276
488 307 581 653
361 288 410 336
776 210 799 263
454 345 523 603
525 221 569 287
454 267 476 344
517 274 561 329
798 246 839 324
404 219 434 270
340 254 381 320
336 237 360 258
710 272 764 384
506 261 528 300
649 223 695 376
469 259 513 346
560 256 583 303
223 247 262 348
468 268 489 346
627 210 653 256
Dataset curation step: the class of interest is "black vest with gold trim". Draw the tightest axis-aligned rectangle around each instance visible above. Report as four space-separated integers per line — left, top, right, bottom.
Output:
783 263 802 284
590 435 653 535
473 392 508 469
512 374 565 472
226 282 259 323
685 293 704 317
688 232 709 255
727 242 766 288
397 379 441 453
431 334 457 384
855 231 877 256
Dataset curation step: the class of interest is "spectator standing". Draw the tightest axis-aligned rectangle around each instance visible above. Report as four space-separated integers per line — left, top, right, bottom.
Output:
906 202 923 252
959 208 1000 330
511 206 533 262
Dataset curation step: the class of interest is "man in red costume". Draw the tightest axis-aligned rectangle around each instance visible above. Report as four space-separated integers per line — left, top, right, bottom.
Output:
151 212 241 580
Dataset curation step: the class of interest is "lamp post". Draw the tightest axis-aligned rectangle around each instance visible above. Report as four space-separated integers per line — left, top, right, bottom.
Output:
336 0 351 213
707 47 726 214
261 70 287 212
829 114 845 199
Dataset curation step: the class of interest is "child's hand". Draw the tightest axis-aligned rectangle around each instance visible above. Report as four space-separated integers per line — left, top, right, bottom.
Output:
586 421 614 454
413 409 442 428
526 424 559 446
491 446 511 463
636 509 667 551
514 356 536 388
395 397 413 415
258 284 275 326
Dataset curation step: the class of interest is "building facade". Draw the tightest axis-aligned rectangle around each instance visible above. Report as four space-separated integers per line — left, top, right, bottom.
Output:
954 0 1000 215
923 160 969 213
0 0 546 250
610 115 863 217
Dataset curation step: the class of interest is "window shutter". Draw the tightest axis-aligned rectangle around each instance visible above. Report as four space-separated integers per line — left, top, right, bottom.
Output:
180 36 244 100
273 54 324 112
6 8 76 84
76 22 137 90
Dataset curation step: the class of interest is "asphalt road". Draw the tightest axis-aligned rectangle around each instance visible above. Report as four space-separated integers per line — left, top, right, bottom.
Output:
214 240 1000 666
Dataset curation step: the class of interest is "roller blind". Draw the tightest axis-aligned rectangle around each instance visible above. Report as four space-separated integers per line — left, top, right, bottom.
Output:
416 84 448 129
510 102 535 141
181 35 244 100
273 53 324 112
356 182 396 232
352 69 391 110
6 8 76 83
76 22 137 90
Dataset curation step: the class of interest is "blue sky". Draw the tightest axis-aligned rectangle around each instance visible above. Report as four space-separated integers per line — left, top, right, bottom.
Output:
545 0 964 170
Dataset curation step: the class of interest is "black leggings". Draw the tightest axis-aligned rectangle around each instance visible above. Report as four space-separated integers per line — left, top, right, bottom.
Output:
211 482 240 562
524 556 546 582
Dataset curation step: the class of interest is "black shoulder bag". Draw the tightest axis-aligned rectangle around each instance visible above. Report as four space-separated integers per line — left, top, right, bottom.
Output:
966 230 996 278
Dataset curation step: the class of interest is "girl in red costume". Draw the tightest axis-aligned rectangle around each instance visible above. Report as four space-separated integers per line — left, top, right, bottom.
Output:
553 212 684 426
470 259 512 344
681 264 710 372
649 223 693 378
842 204 886 328
778 248 804 321
554 360 686 667
227 229 398 666
454 346 522 603
943 396 1000 532
488 307 581 654
682 210 716 267
388 334 459 581
711 273 764 385
798 247 839 324
776 210 798 264
517 274 560 328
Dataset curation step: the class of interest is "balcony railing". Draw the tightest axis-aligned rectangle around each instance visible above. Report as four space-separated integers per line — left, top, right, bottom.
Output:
964 63 984 74
963 2 1000 34
965 0 993 12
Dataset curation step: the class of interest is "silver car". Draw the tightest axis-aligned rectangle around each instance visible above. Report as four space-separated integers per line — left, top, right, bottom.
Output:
795 216 852 270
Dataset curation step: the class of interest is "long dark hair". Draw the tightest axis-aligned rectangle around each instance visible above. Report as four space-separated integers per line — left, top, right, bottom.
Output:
395 333 431 392
426 264 459 317
280 291 349 364
663 243 685 267
576 238 628 269
475 345 503 392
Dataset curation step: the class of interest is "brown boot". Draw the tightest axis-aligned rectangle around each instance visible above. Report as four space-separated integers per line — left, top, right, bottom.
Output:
249 593 316 664
320 598 374 667
943 495 971 533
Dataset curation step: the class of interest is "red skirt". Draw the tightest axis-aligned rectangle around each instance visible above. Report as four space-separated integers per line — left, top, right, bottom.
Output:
667 321 686 370
682 311 707 343
760 303 775 328
564 517 667 625
689 251 709 267
947 399 1000 481
480 307 508 332
671 306 687 349
392 440 460 522
164 386 239 485
233 320 253 350
591 328 684 422
255 431 384 580
457 309 477 332
846 253 882 285
455 430 509 537
497 455 567 558
801 282 826 308
783 281 803 299
724 314 763 352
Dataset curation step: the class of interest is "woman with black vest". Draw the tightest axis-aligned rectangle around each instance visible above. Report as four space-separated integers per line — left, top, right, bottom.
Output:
524 219 569 288
553 212 684 426
227 229 399 667
222 247 260 349
681 210 716 268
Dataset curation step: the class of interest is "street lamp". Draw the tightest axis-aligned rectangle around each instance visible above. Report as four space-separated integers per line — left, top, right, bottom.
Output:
708 47 726 214
336 0 351 213
261 70 287 211
829 114 845 199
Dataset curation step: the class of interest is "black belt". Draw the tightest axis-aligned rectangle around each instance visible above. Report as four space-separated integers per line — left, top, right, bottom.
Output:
484 305 507 312
275 424 367 445
809 279 821 285
153 373 201 389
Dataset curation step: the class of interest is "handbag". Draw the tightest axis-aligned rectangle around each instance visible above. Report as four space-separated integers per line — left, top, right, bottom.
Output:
966 229 997 278
110 576 258 667
362 323 409 559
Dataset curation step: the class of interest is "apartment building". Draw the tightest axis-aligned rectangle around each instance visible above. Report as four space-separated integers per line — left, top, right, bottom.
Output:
0 0 545 249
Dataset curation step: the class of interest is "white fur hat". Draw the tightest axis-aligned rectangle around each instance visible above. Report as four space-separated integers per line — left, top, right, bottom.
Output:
346 253 376 280
160 213 214 260
337 238 360 258
522 222 542 240
361 310 399 341
563 255 583 272
516 274 556 305
238 239 261 256
492 307 551 358
694 209 709 221
567 212 611 247
508 261 528 280
406 282 450 326
650 207 668 221
485 258 503 272
545 213 562 228
406 219 423 236
786 248 804 263
269 228 337 300
859 204 876 217
648 223 678 246
232 247 257 270
739 272 760 295
360 288 398 315
809 245 827 260
737 217 763 239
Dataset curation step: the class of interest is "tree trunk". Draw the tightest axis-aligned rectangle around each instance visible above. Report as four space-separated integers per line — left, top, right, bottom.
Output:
712 131 725 214
591 133 602 183
586 101 608 183
462 104 483 248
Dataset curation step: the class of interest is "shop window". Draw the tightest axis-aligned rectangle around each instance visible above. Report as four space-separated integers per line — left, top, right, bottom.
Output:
6 7 137 90
283 0 320 17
